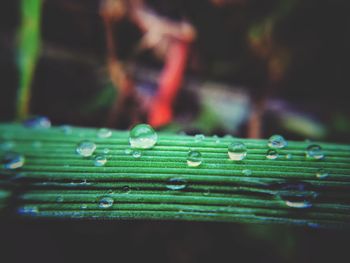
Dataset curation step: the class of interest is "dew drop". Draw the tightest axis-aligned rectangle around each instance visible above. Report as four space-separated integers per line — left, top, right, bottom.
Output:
94 154 107 166
316 168 329 179
306 144 324 160
268 135 287 149
97 128 112 138
266 149 278 160
166 178 187 190
195 134 205 142
56 196 64 203
23 116 51 129
124 148 132 155
276 182 317 209
81 204 88 210
122 186 131 193
132 150 142 158
103 148 110 154
285 153 292 159
76 140 96 157
187 150 202 167
3 152 25 170
228 142 247 161
242 169 252 176
129 124 157 149
99 197 114 208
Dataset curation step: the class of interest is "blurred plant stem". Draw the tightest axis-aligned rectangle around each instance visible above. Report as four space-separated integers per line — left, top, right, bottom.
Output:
16 0 42 120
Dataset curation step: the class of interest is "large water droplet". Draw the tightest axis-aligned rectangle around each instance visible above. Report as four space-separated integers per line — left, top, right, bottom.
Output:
306 144 324 160
228 142 247 161
3 152 25 170
266 149 278 160
97 128 112 138
316 169 329 179
166 178 187 190
187 150 202 167
268 135 287 149
195 134 205 142
94 154 107 166
76 140 96 157
23 116 51 129
276 182 317 209
129 124 157 149
99 197 114 208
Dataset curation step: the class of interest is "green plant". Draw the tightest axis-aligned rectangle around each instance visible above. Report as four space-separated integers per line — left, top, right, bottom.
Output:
0 123 349 227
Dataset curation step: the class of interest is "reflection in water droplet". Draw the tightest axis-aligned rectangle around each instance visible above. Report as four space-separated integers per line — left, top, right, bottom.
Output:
97 128 112 138
187 150 202 167
3 152 25 170
228 142 247 161
306 144 324 160
132 150 142 158
129 124 157 149
266 149 278 160
316 169 329 179
94 154 107 166
268 135 287 149
76 140 96 157
99 197 114 208
195 134 205 142
242 169 252 176
166 178 187 190
276 182 317 209
23 116 51 129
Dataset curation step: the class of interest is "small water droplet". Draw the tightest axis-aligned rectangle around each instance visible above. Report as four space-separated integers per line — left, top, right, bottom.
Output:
23 116 51 129
122 186 131 193
213 135 220 143
76 140 96 157
125 148 132 155
228 142 247 161
3 152 25 170
242 169 252 176
129 124 158 149
285 153 292 159
187 150 202 167
306 144 324 160
103 148 110 154
18 205 39 215
94 154 107 166
195 134 205 142
97 128 112 138
268 135 287 149
81 204 88 210
316 168 329 179
99 197 114 208
276 182 317 209
56 196 64 203
266 149 278 160
60 125 72 134
132 150 142 158
166 178 187 190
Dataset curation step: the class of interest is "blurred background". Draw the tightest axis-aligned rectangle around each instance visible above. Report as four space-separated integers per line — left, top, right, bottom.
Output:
1 0 350 262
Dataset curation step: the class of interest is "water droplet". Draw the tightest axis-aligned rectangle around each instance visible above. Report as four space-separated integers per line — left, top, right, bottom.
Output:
166 178 187 190
18 205 39 215
3 152 25 170
187 150 202 167
81 204 88 210
56 196 64 203
23 116 51 129
195 134 205 142
129 124 158 149
122 186 131 193
60 125 72 134
316 169 329 179
285 153 292 159
268 135 287 149
94 154 107 166
306 144 324 160
276 182 317 209
97 128 112 138
266 149 278 160
213 135 220 143
132 150 142 158
124 148 132 155
103 148 110 154
99 197 114 208
76 140 96 157
242 169 252 176
228 142 247 161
